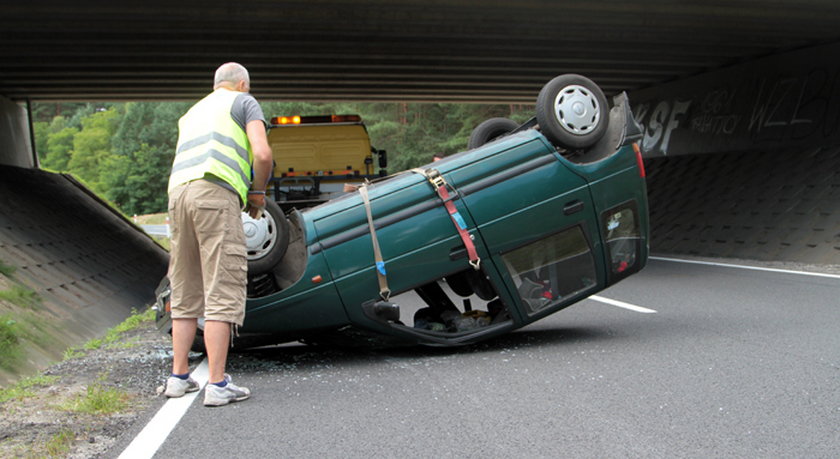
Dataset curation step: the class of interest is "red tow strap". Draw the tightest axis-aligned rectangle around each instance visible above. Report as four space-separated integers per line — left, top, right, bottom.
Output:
412 168 481 270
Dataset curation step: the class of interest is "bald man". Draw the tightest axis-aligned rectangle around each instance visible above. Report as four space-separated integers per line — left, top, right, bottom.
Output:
164 62 272 406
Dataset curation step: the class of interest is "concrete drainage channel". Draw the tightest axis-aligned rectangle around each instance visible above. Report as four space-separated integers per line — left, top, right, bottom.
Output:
0 165 168 384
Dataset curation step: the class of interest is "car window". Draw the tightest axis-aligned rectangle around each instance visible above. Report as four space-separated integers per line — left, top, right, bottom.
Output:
602 201 641 280
501 225 597 315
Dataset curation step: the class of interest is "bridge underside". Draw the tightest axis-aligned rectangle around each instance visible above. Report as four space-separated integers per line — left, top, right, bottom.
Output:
2 1 840 103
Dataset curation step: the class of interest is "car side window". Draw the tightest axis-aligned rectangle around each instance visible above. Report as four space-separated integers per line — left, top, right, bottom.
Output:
501 225 597 315
602 201 641 281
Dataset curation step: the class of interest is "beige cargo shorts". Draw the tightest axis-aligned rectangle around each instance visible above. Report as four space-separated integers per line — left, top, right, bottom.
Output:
167 179 247 326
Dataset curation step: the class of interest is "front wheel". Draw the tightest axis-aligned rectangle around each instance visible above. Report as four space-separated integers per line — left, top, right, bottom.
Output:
536 74 608 150
243 199 290 275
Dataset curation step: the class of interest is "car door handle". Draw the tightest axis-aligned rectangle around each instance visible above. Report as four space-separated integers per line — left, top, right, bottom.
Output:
564 200 584 215
449 246 467 260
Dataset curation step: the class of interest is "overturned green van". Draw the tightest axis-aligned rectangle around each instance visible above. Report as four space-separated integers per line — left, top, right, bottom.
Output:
155 74 649 349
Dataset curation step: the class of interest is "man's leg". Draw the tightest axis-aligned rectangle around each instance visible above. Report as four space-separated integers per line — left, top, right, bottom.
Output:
203 318 250 406
190 181 250 406
172 318 198 376
204 320 230 384
168 183 204 374
165 183 205 399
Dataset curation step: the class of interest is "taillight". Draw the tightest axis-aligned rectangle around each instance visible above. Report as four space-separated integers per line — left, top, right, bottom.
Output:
633 143 646 178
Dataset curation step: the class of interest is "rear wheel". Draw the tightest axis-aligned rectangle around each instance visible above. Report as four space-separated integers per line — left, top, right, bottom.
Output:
536 74 608 150
468 117 519 149
243 199 290 275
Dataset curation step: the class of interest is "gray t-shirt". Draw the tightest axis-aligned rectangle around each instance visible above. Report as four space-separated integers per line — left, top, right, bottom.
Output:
231 93 266 130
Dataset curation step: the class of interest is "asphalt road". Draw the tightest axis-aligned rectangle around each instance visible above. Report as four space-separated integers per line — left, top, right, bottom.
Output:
119 258 839 458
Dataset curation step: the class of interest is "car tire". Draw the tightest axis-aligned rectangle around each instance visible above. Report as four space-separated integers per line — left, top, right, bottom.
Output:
536 74 608 150
466 268 496 301
467 117 520 149
243 199 290 275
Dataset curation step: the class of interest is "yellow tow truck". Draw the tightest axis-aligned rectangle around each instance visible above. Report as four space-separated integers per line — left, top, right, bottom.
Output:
266 114 387 210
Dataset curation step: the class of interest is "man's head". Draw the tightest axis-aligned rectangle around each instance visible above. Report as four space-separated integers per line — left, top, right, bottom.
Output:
214 62 251 92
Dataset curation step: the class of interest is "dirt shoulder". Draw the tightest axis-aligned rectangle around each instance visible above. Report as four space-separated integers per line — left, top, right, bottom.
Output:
0 318 174 458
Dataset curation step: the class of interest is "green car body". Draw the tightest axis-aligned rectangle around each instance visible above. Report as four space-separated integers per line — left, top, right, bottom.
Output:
156 85 649 349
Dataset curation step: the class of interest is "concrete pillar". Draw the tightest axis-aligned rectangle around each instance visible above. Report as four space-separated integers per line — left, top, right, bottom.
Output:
0 95 34 168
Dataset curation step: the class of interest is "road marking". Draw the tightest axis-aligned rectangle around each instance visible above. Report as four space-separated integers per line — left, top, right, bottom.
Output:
650 256 840 279
119 358 209 459
589 295 657 314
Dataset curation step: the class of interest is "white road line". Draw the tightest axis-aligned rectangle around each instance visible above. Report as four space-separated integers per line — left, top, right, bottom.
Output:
589 295 657 314
650 256 840 279
119 358 209 459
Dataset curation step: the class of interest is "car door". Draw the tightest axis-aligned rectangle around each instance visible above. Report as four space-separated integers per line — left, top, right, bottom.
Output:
309 170 491 330
448 131 606 324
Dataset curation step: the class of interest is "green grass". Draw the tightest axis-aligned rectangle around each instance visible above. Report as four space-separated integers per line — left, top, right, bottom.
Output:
152 235 171 251
63 347 85 360
113 307 155 333
0 315 21 369
61 379 129 415
83 338 103 350
64 307 155 359
0 260 14 276
0 284 41 309
0 374 60 403
45 429 74 457
106 337 140 350
133 212 168 225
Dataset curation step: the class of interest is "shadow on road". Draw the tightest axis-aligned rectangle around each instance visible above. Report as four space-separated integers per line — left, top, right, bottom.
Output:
225 326 614 372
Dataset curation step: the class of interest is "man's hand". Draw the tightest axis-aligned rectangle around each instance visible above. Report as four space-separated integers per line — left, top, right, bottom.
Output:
246 193 265 219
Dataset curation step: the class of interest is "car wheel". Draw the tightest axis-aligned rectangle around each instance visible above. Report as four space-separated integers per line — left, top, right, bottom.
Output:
466 268 496 301
242 199 290 275
467 117 520 149
536 74 608 150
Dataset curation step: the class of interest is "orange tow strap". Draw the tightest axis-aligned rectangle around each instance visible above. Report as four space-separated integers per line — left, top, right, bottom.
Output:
411 168 480 270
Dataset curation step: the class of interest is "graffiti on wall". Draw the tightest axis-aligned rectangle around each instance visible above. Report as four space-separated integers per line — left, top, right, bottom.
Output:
629 43 840 156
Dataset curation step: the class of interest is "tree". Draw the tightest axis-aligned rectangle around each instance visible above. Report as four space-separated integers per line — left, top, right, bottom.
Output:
67 108 120 193
31 99 534 216
103 102 188 214
40 115 78 172
32 121 48 164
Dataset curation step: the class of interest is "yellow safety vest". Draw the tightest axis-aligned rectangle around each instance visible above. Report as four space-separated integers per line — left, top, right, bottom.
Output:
169 89 253 203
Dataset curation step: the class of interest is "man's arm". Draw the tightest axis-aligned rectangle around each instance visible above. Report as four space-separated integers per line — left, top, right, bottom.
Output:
246 119 273 218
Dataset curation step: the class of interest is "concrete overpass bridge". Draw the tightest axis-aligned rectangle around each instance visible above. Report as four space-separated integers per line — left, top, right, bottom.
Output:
0 1 838 368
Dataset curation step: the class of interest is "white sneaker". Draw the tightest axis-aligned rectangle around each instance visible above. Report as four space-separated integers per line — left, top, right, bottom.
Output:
164 375 200 398
204 374 251 406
